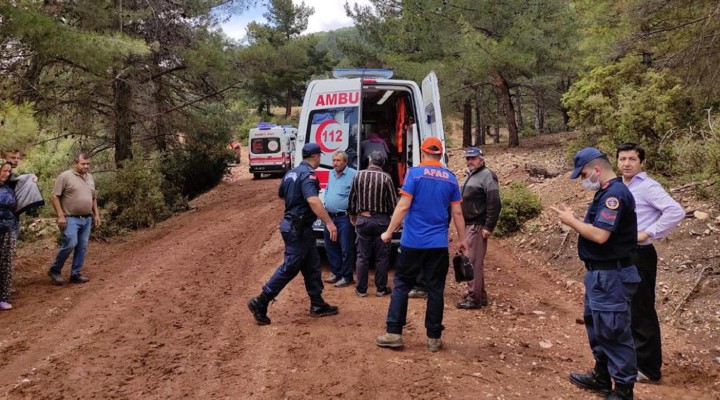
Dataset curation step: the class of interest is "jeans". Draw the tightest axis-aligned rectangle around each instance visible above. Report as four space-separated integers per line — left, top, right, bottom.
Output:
323 214 355 281
50 216 92 276
386 246 449 339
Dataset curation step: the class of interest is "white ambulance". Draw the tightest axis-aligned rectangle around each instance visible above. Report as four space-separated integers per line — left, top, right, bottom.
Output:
293 69 446 245
248 123 297 179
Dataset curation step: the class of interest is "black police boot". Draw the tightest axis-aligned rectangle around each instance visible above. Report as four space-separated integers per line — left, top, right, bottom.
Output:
606 382 634 400
309 302 339 317
569 363 612 395
247 293 271 325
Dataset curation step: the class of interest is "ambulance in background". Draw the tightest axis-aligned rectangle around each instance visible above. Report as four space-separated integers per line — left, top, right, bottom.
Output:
294 69 446 246
248 123 297 179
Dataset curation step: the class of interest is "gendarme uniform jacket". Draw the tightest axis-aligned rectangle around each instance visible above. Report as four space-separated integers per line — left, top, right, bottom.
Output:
461 165 502 232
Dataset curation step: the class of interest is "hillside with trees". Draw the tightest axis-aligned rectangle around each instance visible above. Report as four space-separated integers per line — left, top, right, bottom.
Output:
2 0 719 232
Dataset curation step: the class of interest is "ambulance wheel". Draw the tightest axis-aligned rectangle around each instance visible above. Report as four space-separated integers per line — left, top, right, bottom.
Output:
253 173 261 179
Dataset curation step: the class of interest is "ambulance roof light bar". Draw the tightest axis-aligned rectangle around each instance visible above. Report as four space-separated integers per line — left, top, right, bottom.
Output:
332 69 394 79
257 122 276 130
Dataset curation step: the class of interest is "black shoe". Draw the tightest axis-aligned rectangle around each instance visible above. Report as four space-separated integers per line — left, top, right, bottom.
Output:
69 274 90 284
607 382 634 400
457 298 484 309
375 287 392 297
570 369 612 395
310 303 339 317
247 296 271 325
48 270 64 285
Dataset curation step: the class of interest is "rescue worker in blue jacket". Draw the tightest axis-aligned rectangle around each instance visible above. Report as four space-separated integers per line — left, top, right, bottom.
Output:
551 147 640 400
247 143 340 325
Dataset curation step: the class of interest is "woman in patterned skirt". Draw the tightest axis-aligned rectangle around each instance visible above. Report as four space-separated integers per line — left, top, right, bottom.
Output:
0 161 18 310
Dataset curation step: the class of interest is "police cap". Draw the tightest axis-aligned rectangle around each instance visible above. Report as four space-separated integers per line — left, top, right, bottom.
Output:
570 147 605 179
302 143 322 157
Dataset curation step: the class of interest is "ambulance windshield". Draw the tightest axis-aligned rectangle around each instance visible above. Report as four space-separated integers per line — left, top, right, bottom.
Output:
306 107 360 169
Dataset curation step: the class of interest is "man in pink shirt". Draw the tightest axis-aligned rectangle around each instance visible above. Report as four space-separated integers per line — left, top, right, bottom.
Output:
617 143 685 384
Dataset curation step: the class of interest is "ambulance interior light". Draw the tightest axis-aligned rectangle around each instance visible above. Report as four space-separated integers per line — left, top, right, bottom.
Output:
333 69 394 79
377 90 394 105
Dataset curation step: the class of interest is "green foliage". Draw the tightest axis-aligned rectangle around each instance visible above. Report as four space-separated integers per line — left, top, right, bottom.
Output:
0 102 40 152
495 182 543 237
15 132 77 217
161 105 235 200
0 3 150 75
564 57 686 140
96 158 171 233
563 56 689 173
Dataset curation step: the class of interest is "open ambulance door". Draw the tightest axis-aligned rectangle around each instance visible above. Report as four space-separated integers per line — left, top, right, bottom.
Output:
300 77 362 186
421 71 446 164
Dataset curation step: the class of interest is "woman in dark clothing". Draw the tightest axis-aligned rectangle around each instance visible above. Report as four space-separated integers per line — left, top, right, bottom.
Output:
0 161 18 310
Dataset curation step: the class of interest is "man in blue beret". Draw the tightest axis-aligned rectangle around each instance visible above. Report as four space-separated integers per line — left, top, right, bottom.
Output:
551 147 640 400
248 142 340 325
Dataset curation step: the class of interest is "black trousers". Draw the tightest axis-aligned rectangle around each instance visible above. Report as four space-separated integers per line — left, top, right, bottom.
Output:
630 244 662 380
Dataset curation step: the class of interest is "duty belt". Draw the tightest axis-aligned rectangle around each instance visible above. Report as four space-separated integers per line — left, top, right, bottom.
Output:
327 211 347 218
584 257 632 271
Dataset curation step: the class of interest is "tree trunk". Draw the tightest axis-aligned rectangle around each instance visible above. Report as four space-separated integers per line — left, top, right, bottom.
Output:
561 107 570 132
534 98 545 135
514 89 524 133
462 99 472 148
559 76 572 132
493 95 501 144
474 88 485 146
494 72 519 147
154 79 169 151
113 78 133 167
285 88 293 118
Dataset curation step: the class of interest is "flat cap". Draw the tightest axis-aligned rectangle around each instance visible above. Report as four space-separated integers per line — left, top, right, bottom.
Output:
464 147 484 158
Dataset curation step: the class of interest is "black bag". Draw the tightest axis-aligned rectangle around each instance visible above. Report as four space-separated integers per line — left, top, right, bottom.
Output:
452 253 474 282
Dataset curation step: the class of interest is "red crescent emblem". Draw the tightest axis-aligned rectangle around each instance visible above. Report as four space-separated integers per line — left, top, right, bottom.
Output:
315 119 342 153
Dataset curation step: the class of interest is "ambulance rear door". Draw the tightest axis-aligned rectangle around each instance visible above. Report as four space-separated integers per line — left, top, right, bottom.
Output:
421 72 446 156
297 77 362 187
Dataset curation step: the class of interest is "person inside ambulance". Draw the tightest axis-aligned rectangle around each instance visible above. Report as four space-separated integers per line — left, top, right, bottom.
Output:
360 130 389 170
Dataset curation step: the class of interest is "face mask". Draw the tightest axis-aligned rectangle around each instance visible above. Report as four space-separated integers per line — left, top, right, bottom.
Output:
581 170 601 191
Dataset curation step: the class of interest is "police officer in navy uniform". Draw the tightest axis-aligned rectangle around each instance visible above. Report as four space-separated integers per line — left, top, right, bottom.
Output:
551 147 641 400
247 143 340 325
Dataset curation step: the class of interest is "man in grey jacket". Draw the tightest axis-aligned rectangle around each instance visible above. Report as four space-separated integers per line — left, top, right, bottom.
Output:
458 147 501 309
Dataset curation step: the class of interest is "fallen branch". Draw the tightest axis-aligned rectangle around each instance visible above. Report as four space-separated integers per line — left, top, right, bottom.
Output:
547 229 573 262
672 264 711 316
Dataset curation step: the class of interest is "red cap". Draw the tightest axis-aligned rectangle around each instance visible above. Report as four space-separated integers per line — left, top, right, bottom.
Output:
421 137 443 155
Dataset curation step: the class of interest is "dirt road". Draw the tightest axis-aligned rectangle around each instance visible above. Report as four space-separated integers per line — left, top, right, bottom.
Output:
1 167 717 399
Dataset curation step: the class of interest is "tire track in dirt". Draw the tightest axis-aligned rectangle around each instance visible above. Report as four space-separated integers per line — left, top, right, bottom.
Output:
1 167 717 399
1 174 282 398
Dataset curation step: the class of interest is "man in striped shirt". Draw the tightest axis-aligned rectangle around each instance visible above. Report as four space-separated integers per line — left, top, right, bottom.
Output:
348 151 397 297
